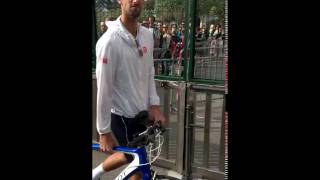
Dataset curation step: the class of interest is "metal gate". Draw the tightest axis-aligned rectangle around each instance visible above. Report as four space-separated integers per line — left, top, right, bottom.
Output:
184 84 225 179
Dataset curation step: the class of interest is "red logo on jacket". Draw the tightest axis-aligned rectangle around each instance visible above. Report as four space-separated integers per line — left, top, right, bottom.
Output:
102 58 108 64
143 47 147 54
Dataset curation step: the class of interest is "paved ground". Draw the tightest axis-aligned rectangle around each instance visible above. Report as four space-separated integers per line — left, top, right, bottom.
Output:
92 150 125 179
92 150 183 179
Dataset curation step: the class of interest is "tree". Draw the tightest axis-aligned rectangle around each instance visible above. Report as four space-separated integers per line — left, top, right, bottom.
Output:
95 0 119 10
198 0 225 23
140 0 156 20
154 0 184 22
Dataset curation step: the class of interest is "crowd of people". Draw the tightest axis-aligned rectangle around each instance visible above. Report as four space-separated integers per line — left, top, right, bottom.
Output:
99 16 224 55
97 15 225 76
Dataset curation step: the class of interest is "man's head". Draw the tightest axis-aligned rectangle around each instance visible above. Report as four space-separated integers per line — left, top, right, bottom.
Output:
148 15 155 25
171 26 177 34
157 22 163 33
142 20 148 27
163 24 169 33
100 21 107 33
118 0 144 19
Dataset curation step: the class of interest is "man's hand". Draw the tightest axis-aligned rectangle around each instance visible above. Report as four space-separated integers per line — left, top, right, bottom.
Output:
99 133 117 153
149 105 168 127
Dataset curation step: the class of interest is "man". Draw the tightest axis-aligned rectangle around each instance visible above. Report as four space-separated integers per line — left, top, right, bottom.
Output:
92 0 167 180
148 15 161 48
98 21 107 38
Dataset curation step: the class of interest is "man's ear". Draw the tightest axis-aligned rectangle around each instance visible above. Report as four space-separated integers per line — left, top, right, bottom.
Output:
118 0 121 5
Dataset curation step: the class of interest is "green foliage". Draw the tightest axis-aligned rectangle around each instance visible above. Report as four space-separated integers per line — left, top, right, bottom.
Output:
94 0 225 32
198 0 225 22
140 0 156 20
154 0 184 22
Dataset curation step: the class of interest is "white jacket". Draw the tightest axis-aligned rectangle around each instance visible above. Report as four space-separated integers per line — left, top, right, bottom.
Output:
95 17 160 134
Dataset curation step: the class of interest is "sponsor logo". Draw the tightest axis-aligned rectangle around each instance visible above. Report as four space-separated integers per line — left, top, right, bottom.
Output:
102 58 108 64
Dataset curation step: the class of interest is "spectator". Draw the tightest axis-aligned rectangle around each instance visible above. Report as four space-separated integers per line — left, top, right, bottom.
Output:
148 15 161 48
98 21 107 38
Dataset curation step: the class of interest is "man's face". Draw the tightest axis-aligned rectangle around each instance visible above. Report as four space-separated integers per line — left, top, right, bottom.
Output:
100 22 107 32
142 20 148 27
119 0 144 19
148 17 154 24
171 27 176 34
163 25 168 33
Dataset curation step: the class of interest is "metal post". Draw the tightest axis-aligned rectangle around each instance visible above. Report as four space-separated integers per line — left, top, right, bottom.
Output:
184 83 196 179
182 0 190 82
219 94 226 172
184 104 194 180
203 92 212 168
188 0 197 81
163 86 170 159
176 82 186 174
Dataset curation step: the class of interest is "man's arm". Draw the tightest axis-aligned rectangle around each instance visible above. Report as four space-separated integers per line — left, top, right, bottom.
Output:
95 36 118 152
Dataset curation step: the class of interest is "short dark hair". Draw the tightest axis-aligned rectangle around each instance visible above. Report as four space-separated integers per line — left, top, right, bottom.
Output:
148 15 155 21
106 17 116 21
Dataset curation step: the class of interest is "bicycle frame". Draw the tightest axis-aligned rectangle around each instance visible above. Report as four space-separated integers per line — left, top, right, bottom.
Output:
92 143 151 180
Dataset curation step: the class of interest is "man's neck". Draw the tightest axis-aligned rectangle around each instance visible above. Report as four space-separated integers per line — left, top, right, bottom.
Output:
120 15 138 38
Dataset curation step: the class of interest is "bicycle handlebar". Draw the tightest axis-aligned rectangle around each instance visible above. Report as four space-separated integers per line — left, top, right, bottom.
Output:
128 121 165 148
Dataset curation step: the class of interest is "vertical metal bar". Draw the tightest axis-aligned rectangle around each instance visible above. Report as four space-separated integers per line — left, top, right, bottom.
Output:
184 84 195 179
189 90 197 179
219 94 226 172
176 82 186 174
211 55 214 80
184 104 190 178
188 0 197 81
183 0 190 82
184 103 194 180
221 57 224 80
215 57 218 80
203 92 212 168
163 87 170 159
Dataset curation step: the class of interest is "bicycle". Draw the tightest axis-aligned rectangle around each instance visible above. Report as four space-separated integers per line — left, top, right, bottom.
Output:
92 121 181 180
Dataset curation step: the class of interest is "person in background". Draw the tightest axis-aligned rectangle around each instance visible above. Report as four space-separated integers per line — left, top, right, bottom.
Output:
98 21 108 38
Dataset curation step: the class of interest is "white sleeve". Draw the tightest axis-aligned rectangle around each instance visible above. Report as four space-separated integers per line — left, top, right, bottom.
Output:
148 38 160 106
95 37 117 134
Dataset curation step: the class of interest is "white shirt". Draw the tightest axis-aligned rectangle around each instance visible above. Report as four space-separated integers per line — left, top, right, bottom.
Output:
95 17 160 134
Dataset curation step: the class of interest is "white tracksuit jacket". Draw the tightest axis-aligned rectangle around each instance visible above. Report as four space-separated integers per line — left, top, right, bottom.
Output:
95 17 160 135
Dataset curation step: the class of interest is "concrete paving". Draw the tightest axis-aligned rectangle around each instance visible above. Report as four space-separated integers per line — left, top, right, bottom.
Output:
92 150 183 179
